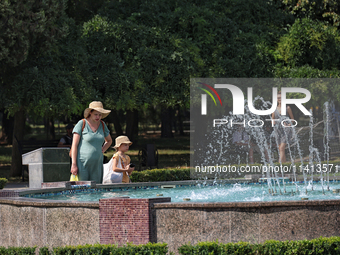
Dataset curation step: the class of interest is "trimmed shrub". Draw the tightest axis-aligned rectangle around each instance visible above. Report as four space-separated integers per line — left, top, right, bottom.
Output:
178 237 340 254
130 168 190 182
40 243 168 255
0 178 8 189
0 246 36 255
129 160 340 182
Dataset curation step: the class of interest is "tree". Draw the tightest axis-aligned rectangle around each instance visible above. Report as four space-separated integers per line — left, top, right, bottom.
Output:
273 18 340 107
279 0 340 26
82 0 292 137
82 15 194 139
276 18 340 70
0 0 95 176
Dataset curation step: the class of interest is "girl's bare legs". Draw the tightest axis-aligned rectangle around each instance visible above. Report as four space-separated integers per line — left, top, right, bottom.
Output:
279 143 286 163
249 147 254 164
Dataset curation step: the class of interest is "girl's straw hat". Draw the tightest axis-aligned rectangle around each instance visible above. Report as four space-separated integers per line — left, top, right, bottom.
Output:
114 135 133 149
84 101 111 119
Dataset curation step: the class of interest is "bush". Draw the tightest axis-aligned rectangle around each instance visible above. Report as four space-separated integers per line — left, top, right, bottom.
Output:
0 178 8 189
130 168 190 182
178 237 340 254
129 160 340 182
0 246 36 255
40 243 168 255
178 241 254 255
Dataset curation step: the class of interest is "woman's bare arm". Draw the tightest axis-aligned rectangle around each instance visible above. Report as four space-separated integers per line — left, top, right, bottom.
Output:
102 134 112 153
70 133 80 175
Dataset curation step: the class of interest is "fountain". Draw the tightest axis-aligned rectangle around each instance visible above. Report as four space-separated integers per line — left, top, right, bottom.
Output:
1 78 340 254
191 78 340 194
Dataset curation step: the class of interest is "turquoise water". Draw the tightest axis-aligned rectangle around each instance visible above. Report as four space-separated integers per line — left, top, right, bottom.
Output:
34 182 340 202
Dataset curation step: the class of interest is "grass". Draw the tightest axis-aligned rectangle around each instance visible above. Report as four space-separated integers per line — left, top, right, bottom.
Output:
0 145 11 167
0 145 20 181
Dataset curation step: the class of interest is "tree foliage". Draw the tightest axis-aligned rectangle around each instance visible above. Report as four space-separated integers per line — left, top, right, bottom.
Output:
280 0 340 26
273 17 340 106
3 19 94 118
0 0 67 69
276 18 340 69
81 0 292 112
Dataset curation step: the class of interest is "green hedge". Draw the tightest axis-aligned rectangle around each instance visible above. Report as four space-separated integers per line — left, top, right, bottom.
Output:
0 246 36 255
129 160 340 182
39 243 168 255
2 237 340 255
130 168 190 182
0 178 7 189
178 237 340 254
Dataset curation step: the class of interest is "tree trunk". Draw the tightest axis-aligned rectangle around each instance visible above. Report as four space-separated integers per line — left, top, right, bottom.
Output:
0 110 14 144
44 117 55 140
44 118 49 140
126 109 139 143
161 107 174 138
109 110 123 136
10 109 26 177
49 118 55 139
176 105 185 136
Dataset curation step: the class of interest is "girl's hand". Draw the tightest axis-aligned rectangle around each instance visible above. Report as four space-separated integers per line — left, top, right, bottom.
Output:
128 164 135 174
283 121 291 127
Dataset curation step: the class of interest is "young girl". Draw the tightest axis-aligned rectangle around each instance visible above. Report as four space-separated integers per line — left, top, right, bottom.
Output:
103 136 134 183
272 91 294 163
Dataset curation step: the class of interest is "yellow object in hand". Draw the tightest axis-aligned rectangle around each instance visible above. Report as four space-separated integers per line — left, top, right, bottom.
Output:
70 174 79 181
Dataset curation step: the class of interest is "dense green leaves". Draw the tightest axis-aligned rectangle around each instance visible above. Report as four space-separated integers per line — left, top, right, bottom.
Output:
42 243 168 255
178 237 340 254
0 246 36 255
1 0 340 145
0 178 7 189
0 0 67 69
130 168 190 182
3 18 94 118
2 0 340 117
280 0 340 26
79 0 293 111
4 0 339 117
83 16 194 109
276 18 340 69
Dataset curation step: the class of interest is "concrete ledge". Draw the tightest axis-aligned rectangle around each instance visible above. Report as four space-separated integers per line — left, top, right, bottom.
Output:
0 197 99 208
153 199 340 209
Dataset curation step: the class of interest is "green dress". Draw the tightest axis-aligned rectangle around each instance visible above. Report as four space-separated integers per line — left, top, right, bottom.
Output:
73 119 110 183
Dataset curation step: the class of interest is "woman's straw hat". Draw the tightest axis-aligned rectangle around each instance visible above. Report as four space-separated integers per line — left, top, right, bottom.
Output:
114 135 133 149
84 101 111 119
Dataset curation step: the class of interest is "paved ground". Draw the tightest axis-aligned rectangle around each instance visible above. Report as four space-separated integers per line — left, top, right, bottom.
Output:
3 182 29 190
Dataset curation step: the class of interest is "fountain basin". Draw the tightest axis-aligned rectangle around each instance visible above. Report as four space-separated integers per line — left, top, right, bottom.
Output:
21 180 340 203
1 180 340 254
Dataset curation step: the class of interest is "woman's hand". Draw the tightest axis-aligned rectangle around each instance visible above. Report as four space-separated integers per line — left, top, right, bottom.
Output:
71 164 78 176
70 133 80 175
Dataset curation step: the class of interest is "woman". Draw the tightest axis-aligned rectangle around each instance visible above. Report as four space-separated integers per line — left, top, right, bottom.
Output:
272 92 294 163
70 101 112 183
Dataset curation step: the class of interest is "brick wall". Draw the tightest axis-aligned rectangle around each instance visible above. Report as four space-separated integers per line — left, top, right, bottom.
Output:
0 190 19 197
99 197 170 245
